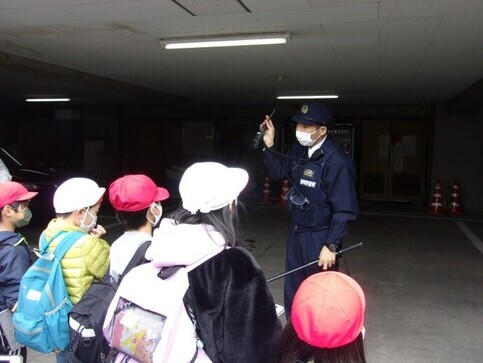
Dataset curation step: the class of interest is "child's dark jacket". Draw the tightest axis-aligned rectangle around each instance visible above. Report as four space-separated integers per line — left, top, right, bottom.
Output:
0 232 31 310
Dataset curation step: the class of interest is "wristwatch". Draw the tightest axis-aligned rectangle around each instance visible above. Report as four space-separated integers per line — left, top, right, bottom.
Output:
326 243 338 253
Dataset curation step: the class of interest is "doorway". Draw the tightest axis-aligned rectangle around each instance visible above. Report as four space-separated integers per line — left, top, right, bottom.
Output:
359 120 429 202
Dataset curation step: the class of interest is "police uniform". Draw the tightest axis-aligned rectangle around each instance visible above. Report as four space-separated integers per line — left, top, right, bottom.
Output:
263 102 359 317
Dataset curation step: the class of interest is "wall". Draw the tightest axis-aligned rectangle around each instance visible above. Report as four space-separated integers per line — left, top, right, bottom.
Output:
432 104 483 212
0 103 198 189
2 100 483 213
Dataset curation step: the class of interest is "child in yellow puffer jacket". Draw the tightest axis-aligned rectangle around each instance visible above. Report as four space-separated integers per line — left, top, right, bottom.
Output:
40 177 110 363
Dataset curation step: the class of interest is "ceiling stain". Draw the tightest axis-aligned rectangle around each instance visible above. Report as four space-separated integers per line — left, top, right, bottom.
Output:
106 22 145 35
0 41 39 58
0 23 145 37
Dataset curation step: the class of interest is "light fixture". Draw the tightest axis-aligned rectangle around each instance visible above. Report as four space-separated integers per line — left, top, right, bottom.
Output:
26 98 71 102
277 95 339 100
162 33 290 50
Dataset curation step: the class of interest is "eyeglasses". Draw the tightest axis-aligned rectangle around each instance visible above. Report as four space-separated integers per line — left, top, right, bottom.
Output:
289 194 310 206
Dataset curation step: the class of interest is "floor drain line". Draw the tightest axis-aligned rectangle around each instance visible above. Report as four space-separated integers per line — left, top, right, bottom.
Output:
455 221 483 255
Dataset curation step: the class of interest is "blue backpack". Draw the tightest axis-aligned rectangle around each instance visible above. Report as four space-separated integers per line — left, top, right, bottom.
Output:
13 230 84 354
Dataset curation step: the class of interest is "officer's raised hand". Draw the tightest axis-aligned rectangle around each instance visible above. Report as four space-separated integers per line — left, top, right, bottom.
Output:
318 245 336 270
260 114 276 148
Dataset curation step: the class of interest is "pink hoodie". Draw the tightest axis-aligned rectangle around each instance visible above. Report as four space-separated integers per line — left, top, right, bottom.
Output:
146 219 226 269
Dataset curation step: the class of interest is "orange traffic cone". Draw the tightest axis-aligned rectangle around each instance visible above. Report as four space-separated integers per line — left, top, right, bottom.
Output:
279 179 290 206
429 179 444 214
447 179 463 215
262 174 271 204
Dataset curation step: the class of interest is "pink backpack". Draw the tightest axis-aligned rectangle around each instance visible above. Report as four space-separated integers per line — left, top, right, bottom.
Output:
103 263 211 363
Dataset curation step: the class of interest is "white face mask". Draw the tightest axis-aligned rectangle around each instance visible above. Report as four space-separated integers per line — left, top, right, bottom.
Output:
296 129 320 147
147 203 162 227
79 208 97 233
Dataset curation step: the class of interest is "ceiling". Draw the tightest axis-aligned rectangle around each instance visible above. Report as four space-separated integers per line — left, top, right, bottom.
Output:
0 0 482 107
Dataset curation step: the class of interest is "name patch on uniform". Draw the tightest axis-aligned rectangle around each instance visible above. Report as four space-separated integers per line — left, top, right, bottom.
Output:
303 169 314 178
300 179 316 188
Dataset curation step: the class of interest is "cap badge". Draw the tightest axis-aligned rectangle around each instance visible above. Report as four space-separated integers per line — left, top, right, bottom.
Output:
301 105 309 114
303 169 314 178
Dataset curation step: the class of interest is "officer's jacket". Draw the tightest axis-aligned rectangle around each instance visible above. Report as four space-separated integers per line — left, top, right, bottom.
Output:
263 135 359 245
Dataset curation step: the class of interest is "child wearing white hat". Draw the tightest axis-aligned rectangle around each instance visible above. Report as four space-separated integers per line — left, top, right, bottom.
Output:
131 162 282 362
42 177 110 362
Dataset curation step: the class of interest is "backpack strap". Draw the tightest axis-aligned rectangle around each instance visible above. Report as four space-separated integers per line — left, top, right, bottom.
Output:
183 286 203 363
39 231 85 260
118 240 151 283
39 231 63 253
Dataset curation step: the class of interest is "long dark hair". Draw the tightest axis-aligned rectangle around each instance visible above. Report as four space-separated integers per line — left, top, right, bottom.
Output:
274 321 366 363
167 200 244 247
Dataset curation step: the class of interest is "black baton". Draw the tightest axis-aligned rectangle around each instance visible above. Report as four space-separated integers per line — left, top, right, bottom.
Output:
267 242 363 283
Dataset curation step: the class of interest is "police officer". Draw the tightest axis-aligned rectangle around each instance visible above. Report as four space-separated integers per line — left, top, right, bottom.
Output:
260 102 359 317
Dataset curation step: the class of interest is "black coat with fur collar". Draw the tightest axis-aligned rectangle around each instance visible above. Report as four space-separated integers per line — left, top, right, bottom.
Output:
186 246 282 363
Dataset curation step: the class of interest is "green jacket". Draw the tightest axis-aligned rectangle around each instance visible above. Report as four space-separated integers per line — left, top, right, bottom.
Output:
41 218 110 304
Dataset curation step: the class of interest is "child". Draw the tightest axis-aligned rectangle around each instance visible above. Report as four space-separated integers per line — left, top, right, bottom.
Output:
0 181 38 361
104 162 282 362
42 177 110 363
275 271 366 363
108 174 169 281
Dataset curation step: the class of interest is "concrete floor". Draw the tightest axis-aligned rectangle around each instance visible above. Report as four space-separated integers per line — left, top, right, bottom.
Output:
19 201 483 362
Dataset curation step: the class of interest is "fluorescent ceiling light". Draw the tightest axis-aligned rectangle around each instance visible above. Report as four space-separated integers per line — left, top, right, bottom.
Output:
26 98 71 102
162 33 290 49
277 95 339 100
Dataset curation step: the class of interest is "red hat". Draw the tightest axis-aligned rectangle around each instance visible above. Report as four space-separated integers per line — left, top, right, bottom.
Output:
0 181 38 208
291 272 365 349
109 174 169 212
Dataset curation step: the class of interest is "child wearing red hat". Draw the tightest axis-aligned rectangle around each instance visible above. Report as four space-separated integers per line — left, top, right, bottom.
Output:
0 181 38 360
108 174 169 282
275 271 366 363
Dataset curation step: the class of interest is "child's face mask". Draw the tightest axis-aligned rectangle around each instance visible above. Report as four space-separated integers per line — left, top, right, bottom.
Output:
147 202 163 227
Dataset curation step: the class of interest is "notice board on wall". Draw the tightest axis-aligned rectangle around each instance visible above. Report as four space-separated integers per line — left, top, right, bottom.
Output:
329 124 355 158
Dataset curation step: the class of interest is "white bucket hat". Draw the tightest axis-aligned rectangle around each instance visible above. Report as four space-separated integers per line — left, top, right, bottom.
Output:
179 162 249 214
54 177 106 213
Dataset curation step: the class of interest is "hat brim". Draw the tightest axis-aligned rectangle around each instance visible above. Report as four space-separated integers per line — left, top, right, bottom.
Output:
154 187 170 202
228 168 249 197
88 187 106 208
16 191 39 201
292 114 319 126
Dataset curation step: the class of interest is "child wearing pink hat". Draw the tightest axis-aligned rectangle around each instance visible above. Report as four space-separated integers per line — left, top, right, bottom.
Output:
108 174 169 282
0 181 38 360
275 271 366 363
